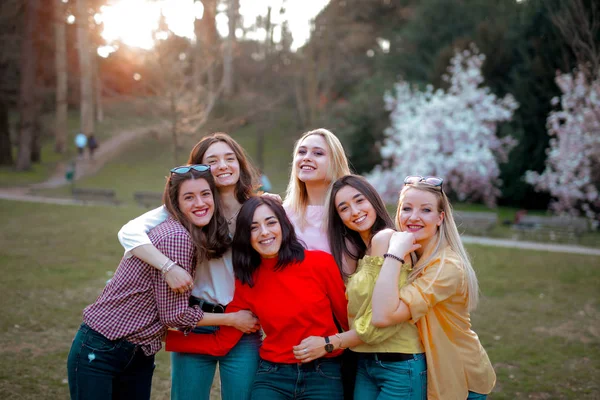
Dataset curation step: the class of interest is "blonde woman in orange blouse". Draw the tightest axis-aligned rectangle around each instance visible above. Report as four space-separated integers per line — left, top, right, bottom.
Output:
371 176 496 400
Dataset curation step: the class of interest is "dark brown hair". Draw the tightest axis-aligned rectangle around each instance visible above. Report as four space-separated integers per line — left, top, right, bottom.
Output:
327 175 395 277
232 197 305 287
163 168 231 263
187 132 259 203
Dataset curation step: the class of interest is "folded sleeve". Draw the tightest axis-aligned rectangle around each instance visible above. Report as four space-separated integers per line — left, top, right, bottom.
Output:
118 206 168 257
165 280 250 356
400 258 464 323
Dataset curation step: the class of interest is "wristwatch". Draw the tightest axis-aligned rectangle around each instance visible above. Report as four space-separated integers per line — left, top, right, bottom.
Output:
324 336 334 353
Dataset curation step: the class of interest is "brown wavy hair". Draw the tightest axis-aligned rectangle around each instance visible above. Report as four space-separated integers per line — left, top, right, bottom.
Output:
187 132 259 203
163 167 231 263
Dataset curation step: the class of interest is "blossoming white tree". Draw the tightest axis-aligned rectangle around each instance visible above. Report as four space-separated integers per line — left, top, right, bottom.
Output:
525 68 600 219
368 45 518 206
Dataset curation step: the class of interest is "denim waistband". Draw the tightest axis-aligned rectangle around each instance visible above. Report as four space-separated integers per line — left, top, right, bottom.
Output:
79 323 140 352
354 351 425 362
263 357 341 371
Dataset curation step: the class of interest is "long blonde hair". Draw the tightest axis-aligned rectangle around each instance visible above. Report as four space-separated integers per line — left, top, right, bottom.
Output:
284 129 351 227
396 183 480 311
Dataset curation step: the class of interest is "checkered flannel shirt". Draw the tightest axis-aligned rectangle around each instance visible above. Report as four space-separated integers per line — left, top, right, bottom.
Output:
83 217 204 356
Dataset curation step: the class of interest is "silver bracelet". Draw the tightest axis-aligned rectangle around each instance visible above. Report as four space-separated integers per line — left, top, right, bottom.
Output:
161 260 177 275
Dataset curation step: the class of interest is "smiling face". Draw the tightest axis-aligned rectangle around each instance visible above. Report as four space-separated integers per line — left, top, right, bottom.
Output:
398 187 444 248
294 134 331 184
178 178 215 227
250 204 283 259
335 185 377 243
201 141 240 189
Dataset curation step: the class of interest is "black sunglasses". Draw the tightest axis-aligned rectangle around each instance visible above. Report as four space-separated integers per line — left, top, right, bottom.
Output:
404 175 444 188
170 164 211 175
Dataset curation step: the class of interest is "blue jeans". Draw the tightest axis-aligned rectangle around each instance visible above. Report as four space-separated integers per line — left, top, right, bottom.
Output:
467 391 488 399
67 323 155 400
170 326 261 400
354 353 427 400
251 357 343 400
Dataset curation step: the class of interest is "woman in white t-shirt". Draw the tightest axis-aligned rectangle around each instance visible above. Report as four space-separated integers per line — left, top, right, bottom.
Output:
117 132 261 400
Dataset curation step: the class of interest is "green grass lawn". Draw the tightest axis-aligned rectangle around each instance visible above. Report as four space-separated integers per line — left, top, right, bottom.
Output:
0 199 598 399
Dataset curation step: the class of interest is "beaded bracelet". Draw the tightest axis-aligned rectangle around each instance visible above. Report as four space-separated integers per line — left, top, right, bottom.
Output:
383 253 405 264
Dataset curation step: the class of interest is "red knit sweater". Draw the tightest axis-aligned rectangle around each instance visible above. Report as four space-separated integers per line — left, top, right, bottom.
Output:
166 250 349 363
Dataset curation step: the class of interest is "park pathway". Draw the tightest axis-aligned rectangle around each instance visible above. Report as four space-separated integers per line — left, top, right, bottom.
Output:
0 122 166 203
461 235 600 256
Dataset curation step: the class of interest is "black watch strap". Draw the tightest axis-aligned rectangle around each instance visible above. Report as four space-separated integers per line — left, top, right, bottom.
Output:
324 336 334 353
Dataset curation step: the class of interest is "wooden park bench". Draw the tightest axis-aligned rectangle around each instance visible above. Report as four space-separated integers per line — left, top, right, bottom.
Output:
72 188 118 205
133 191 163 208
454 211 498 235
512 215 590 243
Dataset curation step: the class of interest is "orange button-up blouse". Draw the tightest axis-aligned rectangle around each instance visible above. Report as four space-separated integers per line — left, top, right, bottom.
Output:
400 247 496 400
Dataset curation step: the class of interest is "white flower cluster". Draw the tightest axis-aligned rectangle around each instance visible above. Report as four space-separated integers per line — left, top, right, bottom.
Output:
525 68 600 220
368 44 518 206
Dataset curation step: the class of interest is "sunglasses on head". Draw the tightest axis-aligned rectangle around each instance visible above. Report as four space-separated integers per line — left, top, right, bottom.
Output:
170 164 211 175
404 175 444 188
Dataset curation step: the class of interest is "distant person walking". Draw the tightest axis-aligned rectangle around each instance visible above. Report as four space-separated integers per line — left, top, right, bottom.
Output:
259 171 272 192
87 135 98 160
74 133 87 159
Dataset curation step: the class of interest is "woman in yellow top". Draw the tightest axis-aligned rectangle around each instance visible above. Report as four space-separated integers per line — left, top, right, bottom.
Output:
293 175 425 400
372 176 496 400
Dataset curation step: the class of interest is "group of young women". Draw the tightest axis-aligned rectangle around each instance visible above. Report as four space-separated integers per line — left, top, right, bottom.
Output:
67 129 496 400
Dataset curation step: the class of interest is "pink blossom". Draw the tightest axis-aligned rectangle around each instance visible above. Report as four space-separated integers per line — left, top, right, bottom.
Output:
525 68 600 220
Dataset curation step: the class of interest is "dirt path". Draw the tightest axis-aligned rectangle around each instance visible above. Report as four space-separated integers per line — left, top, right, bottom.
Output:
0 122 166 202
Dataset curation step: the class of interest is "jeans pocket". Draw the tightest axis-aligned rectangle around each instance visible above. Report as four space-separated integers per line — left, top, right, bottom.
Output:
82 329 119 352
256 359 278 375
316 360 342 380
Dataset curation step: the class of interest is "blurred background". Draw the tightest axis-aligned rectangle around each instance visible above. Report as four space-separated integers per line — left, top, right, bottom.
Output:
0 0 599 399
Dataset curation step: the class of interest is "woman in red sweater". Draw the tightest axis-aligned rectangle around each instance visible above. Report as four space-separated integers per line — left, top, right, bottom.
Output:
166 196 349 400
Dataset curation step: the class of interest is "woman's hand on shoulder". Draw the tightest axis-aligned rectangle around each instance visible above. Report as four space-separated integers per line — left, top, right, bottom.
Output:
387 231 420 260
260 192 282 203
229 310 260 334
370 228 396 256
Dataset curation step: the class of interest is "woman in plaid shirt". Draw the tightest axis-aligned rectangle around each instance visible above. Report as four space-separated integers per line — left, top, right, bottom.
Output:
67 165 231 400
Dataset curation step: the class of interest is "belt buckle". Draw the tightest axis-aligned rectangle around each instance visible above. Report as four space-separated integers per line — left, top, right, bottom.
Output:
213 304 225 313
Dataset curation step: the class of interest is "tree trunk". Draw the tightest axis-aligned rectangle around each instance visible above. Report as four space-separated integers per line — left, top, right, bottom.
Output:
31 111 41 163
77 0 94 137
94 55 103 122
15 0 40 171
203 0 218 99
0 99 12 165
193 15 203 93
54 0 67 153
223 0 239 96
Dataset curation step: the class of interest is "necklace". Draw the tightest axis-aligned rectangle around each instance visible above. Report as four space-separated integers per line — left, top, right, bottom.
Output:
226 207 241 225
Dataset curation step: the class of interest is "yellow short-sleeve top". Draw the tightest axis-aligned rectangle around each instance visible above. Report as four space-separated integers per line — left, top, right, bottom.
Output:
346 255 423 354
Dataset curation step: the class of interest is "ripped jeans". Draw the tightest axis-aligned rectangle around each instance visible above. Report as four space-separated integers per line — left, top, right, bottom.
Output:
67 323 155 400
